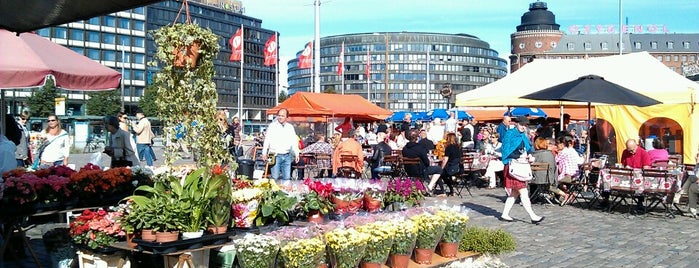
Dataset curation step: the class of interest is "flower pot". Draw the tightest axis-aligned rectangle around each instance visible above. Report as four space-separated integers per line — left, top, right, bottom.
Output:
317 264 328 268
126 232 137 249
155 231 179 243
438 242 459 258
173 41 201 68
141 229 156 242
308 210 324 224
413 248 433 264
182 230 204 240
388 254 410 268
363 195 382 213
392 202 407 211
360 262 382 268
207 225 228 234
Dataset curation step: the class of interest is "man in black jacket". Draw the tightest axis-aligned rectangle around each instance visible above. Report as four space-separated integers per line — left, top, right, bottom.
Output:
370 132 392 179
402 130 442 185
417 129 435 151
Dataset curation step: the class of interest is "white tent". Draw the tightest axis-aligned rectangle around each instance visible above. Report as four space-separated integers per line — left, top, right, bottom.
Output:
455 52 698 163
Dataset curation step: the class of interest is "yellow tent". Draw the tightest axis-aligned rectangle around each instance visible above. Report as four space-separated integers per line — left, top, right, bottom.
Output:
455 52 698 164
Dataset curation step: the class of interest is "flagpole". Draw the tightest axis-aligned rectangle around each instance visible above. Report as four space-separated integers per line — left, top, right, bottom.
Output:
275 32 279 106
313 0 321 93
341 41 345 94
366 47 370 102
426 48 430 111
239 25 244 129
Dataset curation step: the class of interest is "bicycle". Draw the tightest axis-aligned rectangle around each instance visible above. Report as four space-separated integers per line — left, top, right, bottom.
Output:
83 134 106 153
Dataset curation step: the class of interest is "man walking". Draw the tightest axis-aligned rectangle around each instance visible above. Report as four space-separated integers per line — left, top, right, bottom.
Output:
262 108 300 180
132 109 156 166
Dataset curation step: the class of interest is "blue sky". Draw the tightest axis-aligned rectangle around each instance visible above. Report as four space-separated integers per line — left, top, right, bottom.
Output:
244 0 699 85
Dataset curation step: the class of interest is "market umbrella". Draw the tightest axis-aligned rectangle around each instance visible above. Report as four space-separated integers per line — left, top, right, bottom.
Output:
504 107 547 118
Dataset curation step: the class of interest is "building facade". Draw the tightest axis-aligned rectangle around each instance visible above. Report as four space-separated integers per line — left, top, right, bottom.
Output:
10 0 277 132
287 32 507 112
511 1 699 78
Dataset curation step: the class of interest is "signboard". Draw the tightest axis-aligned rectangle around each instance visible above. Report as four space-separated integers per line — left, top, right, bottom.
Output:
55 97 65 116
567 24 669 35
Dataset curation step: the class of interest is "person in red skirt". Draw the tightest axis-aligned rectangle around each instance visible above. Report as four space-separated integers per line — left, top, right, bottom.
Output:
499 116 545 224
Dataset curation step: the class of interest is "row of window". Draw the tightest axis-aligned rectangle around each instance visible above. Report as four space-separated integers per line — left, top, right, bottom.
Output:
316 54 504 68
565 41 699 51
84 16 145 31
69 47 146 65
657 55 698 62
37 28 146 47
156 1 260 28
320 43 499 58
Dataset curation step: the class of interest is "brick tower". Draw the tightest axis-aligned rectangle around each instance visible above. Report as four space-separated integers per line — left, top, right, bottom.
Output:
510 1 563 72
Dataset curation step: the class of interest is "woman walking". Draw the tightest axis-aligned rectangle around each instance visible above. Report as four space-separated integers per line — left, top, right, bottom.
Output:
499 116 544 224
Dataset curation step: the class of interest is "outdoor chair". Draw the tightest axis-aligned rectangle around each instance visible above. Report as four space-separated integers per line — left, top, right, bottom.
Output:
292 153 316 180
641 168 676 218
400 157 423 180
529 162 556 206
338 154 363 179
453 155 480 198
606 167 636 213
313 153 333 178
378 155 401 179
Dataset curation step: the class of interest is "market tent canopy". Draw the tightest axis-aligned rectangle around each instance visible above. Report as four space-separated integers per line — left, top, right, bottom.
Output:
466 107 593 121
266 92 392 122
0 0 162 33
0 29 121 90
426 109 473 121
455 52 697 107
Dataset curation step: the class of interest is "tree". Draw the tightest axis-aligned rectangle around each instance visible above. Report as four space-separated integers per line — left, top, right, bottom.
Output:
85 89 122 116
323 85 336 94
278 91 289 103
26 77 60 117
138 84 159 116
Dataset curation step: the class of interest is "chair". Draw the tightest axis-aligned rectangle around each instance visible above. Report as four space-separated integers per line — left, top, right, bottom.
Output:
606 167 636 213
400 157 422 179
453 155 478 198
668 154 683 165
652 159 670 168
338 154 362 178
292 153 316 180
642 168 678 217
379 155 401 179
314 153 333 178
529 162 556 205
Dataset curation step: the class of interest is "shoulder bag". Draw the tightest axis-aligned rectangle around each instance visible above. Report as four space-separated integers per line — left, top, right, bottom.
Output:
508 158 533 181
31 133 68 169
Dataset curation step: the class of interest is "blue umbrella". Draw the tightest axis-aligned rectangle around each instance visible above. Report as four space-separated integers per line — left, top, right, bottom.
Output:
412 112 429 122
387 111 412 122
504 107 547 118
426 108 473 121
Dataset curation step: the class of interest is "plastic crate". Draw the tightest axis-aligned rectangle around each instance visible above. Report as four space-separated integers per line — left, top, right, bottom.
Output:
77 250 130 268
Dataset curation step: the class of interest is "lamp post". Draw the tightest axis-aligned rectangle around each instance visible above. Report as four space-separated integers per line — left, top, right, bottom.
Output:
383 33 389 109
426 48 430 111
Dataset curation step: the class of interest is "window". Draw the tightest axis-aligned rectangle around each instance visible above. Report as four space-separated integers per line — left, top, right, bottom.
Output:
667 42 674 49
682 55 687 62
651 41 658 49
584 42 591 50
118 35 130 46
104 50 116 61
133 37 145 47
133 7 145 14
601 42 609 50
534 41 542 48
634 42 641 49
54 27 67 39
133 21 145 31
105 16 116 27
134 70 145 81
103 33 115 44
567 43 574 50
691 56 696 61
87 31 100 42
87 17 100 25
657 56 662 61
674 55 679 61
550 41 557 48
665 55 671 61
87 49 100 60
118 18 130 29
36 28 50 37
683 42 691 49
70 29 84 41
70 47 84 55
134 54 145 64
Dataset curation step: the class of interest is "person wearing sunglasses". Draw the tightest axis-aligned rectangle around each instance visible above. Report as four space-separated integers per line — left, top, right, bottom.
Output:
15 111 31 167
117 112 130 132
37 115 70 167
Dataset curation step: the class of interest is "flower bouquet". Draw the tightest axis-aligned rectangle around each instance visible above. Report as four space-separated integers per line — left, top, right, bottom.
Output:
231 188 263 228
357 222 394 265
410 213 446 264
279 237 325 268
436 210 469 257
324 228 370 268
332 189 363 214
363 180 386 213
384 178 426 209
389 219 418 256
235 234 280 268
69 208 125 251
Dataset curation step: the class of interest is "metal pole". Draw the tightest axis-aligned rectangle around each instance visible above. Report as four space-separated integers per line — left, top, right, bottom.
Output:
384 33 389 109
341 41 345 94
239 25 244 127
367 47 370 102
274 32 279 106
619 0 623 55
426 48 430 111
313 0 321 93
121 42 125 112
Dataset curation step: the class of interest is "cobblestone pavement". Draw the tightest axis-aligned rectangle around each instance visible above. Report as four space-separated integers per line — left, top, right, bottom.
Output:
4 150 699 267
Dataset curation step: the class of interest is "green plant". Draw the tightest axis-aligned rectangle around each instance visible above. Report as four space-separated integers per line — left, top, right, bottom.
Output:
255 189 297 226
459 226 516 255
127 178 187 232
411 214 446 250
171 167 229 232
300 191 334 215
437 211 470 243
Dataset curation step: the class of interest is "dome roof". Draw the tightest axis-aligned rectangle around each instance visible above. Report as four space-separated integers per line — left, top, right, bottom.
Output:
516 1 560 31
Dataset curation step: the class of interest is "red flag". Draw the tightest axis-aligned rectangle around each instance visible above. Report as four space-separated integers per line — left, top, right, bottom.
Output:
298 42 313 69
365 48 371 79
263 34 277 66
337 42 344 75
228 27 243 61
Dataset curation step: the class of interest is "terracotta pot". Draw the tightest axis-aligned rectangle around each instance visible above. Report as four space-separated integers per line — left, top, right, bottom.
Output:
173 41 201 68
438 242 459 258
332 196 350 213
364 195 382 212
140 229 156 242
125 232 137 249
317 264 328 268
308 210 324 224
360 262 382 268
388 254 410 268
155 231 179 243
207 225 228 234
413 248 433 264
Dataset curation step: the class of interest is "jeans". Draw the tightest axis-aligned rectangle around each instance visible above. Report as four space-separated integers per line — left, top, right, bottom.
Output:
137 143 154 166
16 159 25 167
292 157 305 179
271 153 292 180
372 166 391 180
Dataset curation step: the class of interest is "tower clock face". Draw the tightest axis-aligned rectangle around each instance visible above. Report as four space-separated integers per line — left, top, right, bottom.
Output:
535 41 542 48
551 41 557 48
519 43 525 49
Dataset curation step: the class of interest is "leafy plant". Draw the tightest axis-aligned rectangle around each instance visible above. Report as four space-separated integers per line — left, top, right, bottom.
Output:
437 210 470 243
459 226 516 255
384 178 426 207
255 190 297 226
300 191 334 215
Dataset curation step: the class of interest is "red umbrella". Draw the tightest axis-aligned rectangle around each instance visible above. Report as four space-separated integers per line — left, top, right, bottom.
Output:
0 29 121 90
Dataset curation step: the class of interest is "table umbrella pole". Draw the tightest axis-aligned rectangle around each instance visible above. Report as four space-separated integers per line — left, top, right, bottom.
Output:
559 103 564 132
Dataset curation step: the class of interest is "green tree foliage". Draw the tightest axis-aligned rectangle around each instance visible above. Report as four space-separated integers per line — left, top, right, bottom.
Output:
278 90 289 103
26 77 60 117
85 89 122 116
138 84 159 117
323 85 336 94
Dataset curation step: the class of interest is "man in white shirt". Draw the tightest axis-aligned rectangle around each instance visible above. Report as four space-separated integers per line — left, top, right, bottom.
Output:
262 108 300 180
445 111 457 133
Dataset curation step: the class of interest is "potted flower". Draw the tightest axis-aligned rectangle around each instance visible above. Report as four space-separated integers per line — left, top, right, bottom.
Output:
324 228 370 268
332 188 363 215
299 178 334 223
388 220 418 268
231 187 263 228
357 222 394 268
363 184 385 213
254 179 297 227
279 236 326 268
410 213 446 264
69 208 125 251
128 178 187 242
384 178 426 210
207 196 231 234
436 210 470 258
174 167 229 239
234 234 280 268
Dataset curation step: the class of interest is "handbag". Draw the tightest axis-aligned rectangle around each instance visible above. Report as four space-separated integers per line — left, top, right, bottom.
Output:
446 162 461 176
508 158 533 181
31 133 68 170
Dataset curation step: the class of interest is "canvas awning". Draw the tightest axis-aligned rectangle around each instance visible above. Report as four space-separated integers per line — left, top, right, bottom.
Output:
267 92 392 122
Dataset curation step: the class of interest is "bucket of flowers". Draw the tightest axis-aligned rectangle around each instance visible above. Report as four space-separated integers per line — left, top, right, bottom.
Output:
279 235 326 268
332 187 363 215
231 186 263 228
363 180 386 213
435 209 470 258
357 222 394 268
69 208 125 253
299 178 334 223
234 233 280 268
387 219 418 268
324 228 370 268
410 213 446 264
384 178 426 210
